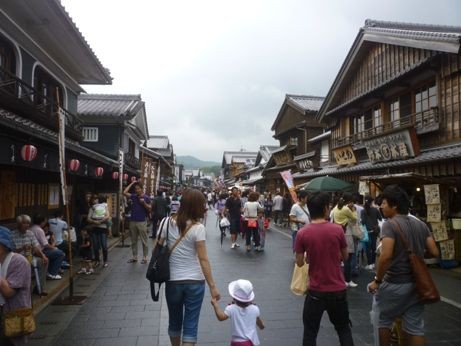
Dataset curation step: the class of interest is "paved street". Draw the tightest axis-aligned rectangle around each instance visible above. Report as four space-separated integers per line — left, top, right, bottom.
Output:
30 213 461 346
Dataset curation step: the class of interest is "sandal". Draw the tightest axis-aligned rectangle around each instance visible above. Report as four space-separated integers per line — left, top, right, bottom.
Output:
141 259 147 264
127 258 138 263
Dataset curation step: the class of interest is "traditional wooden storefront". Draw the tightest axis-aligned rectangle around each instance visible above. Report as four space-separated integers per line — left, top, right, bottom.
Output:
313 19 461 263
262 146 297 195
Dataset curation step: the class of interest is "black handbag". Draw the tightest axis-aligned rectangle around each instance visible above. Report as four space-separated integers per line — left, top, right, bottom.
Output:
146 217 170 301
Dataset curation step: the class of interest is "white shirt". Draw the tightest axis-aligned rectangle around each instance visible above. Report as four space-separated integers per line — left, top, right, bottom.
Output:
273 195 284 211
225 304 261 345
160 219 206 281
48 218 68 245
243 201 262 219
289 203 310 231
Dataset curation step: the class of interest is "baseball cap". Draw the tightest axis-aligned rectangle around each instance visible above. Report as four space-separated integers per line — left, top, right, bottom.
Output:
0 226 13 251
228 279 255 303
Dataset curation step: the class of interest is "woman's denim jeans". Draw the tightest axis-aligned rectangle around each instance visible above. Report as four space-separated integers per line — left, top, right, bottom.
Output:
165 281 205 343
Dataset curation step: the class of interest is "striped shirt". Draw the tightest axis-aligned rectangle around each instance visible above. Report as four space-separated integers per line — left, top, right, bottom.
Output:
10 230 39 256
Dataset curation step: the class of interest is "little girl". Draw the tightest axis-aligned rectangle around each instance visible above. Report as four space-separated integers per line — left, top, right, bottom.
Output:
77 228 93 275
211 279 265 346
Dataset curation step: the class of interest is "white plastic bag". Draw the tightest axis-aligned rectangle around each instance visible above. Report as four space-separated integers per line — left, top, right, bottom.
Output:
220 217 230 228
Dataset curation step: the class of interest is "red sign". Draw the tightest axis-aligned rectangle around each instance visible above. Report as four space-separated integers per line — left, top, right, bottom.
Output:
20 144 38 162
95 167 104 177
69 159 80 172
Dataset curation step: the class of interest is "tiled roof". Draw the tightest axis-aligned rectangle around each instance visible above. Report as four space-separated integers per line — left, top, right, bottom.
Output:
293 143 461 179
232 157 256 165
223 151 258 165
146 136 169 149
287 95 325 112
271 94 325 131
78 94 143 118
364 19 461 45
317 19 461 121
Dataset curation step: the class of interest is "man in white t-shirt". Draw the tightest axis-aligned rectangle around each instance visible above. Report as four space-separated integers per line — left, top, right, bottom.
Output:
272 192 284 226
289 190 310 251
48 210 69 261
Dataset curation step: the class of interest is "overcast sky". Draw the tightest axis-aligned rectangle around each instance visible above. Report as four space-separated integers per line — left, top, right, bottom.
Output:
61 0 461 162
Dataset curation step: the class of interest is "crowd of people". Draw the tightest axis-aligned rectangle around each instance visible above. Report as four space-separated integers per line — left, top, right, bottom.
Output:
0 190 117 345
0 182 441 346
293 185 439 346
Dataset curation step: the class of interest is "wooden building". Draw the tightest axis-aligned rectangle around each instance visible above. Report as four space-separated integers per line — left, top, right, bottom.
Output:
265 94 325 193
311 19 461 261
0 1 112 227
146 136 174 191
221 150 258 185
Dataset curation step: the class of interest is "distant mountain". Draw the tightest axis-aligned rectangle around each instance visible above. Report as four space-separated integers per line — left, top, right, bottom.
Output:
176 155 220 169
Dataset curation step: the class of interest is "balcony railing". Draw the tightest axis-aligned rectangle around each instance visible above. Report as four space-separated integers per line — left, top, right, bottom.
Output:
0 66 83 140
125 152 140 169
332 107 439 149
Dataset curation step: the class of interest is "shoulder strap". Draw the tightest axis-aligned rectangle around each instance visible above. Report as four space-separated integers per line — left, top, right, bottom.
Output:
169 222 196 254
0 252 14 305
156 217 169 243
390 219 413 254
300 204 311 222
1 252 14 278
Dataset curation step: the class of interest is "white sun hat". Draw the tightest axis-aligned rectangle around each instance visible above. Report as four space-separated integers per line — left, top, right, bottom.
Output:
228 279 255 303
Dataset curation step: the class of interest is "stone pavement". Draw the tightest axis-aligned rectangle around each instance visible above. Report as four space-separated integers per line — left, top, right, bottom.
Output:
30 214 461 345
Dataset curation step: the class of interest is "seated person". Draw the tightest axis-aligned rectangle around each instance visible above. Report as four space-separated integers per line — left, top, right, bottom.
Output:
30 214 65 280
48 210 70 265
11 215 49 295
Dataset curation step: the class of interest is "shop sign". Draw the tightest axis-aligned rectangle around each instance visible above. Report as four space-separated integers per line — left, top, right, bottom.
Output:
296 158 314 171
359 181 370 195
363 130 419 164
273 151 292 166
333 146 356 165
439 240 455 260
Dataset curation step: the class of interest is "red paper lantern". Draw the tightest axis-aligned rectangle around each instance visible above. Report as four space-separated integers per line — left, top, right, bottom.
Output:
69 159 80 172
111 171 119 180
95 167 104 177
123 173 129 180
20 144 38 162
130 176 137 182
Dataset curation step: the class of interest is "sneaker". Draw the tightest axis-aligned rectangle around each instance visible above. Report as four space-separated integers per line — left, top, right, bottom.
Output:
235 243 240 247
231 243 236 249
87 268 94 275
246 245 251 252
77 268 87 275
61 261 70 269
365 264 373 270
47 274 62 280
347 281 358 288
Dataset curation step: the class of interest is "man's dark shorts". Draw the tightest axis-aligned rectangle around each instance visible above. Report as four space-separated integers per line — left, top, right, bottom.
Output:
229 217 241 235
